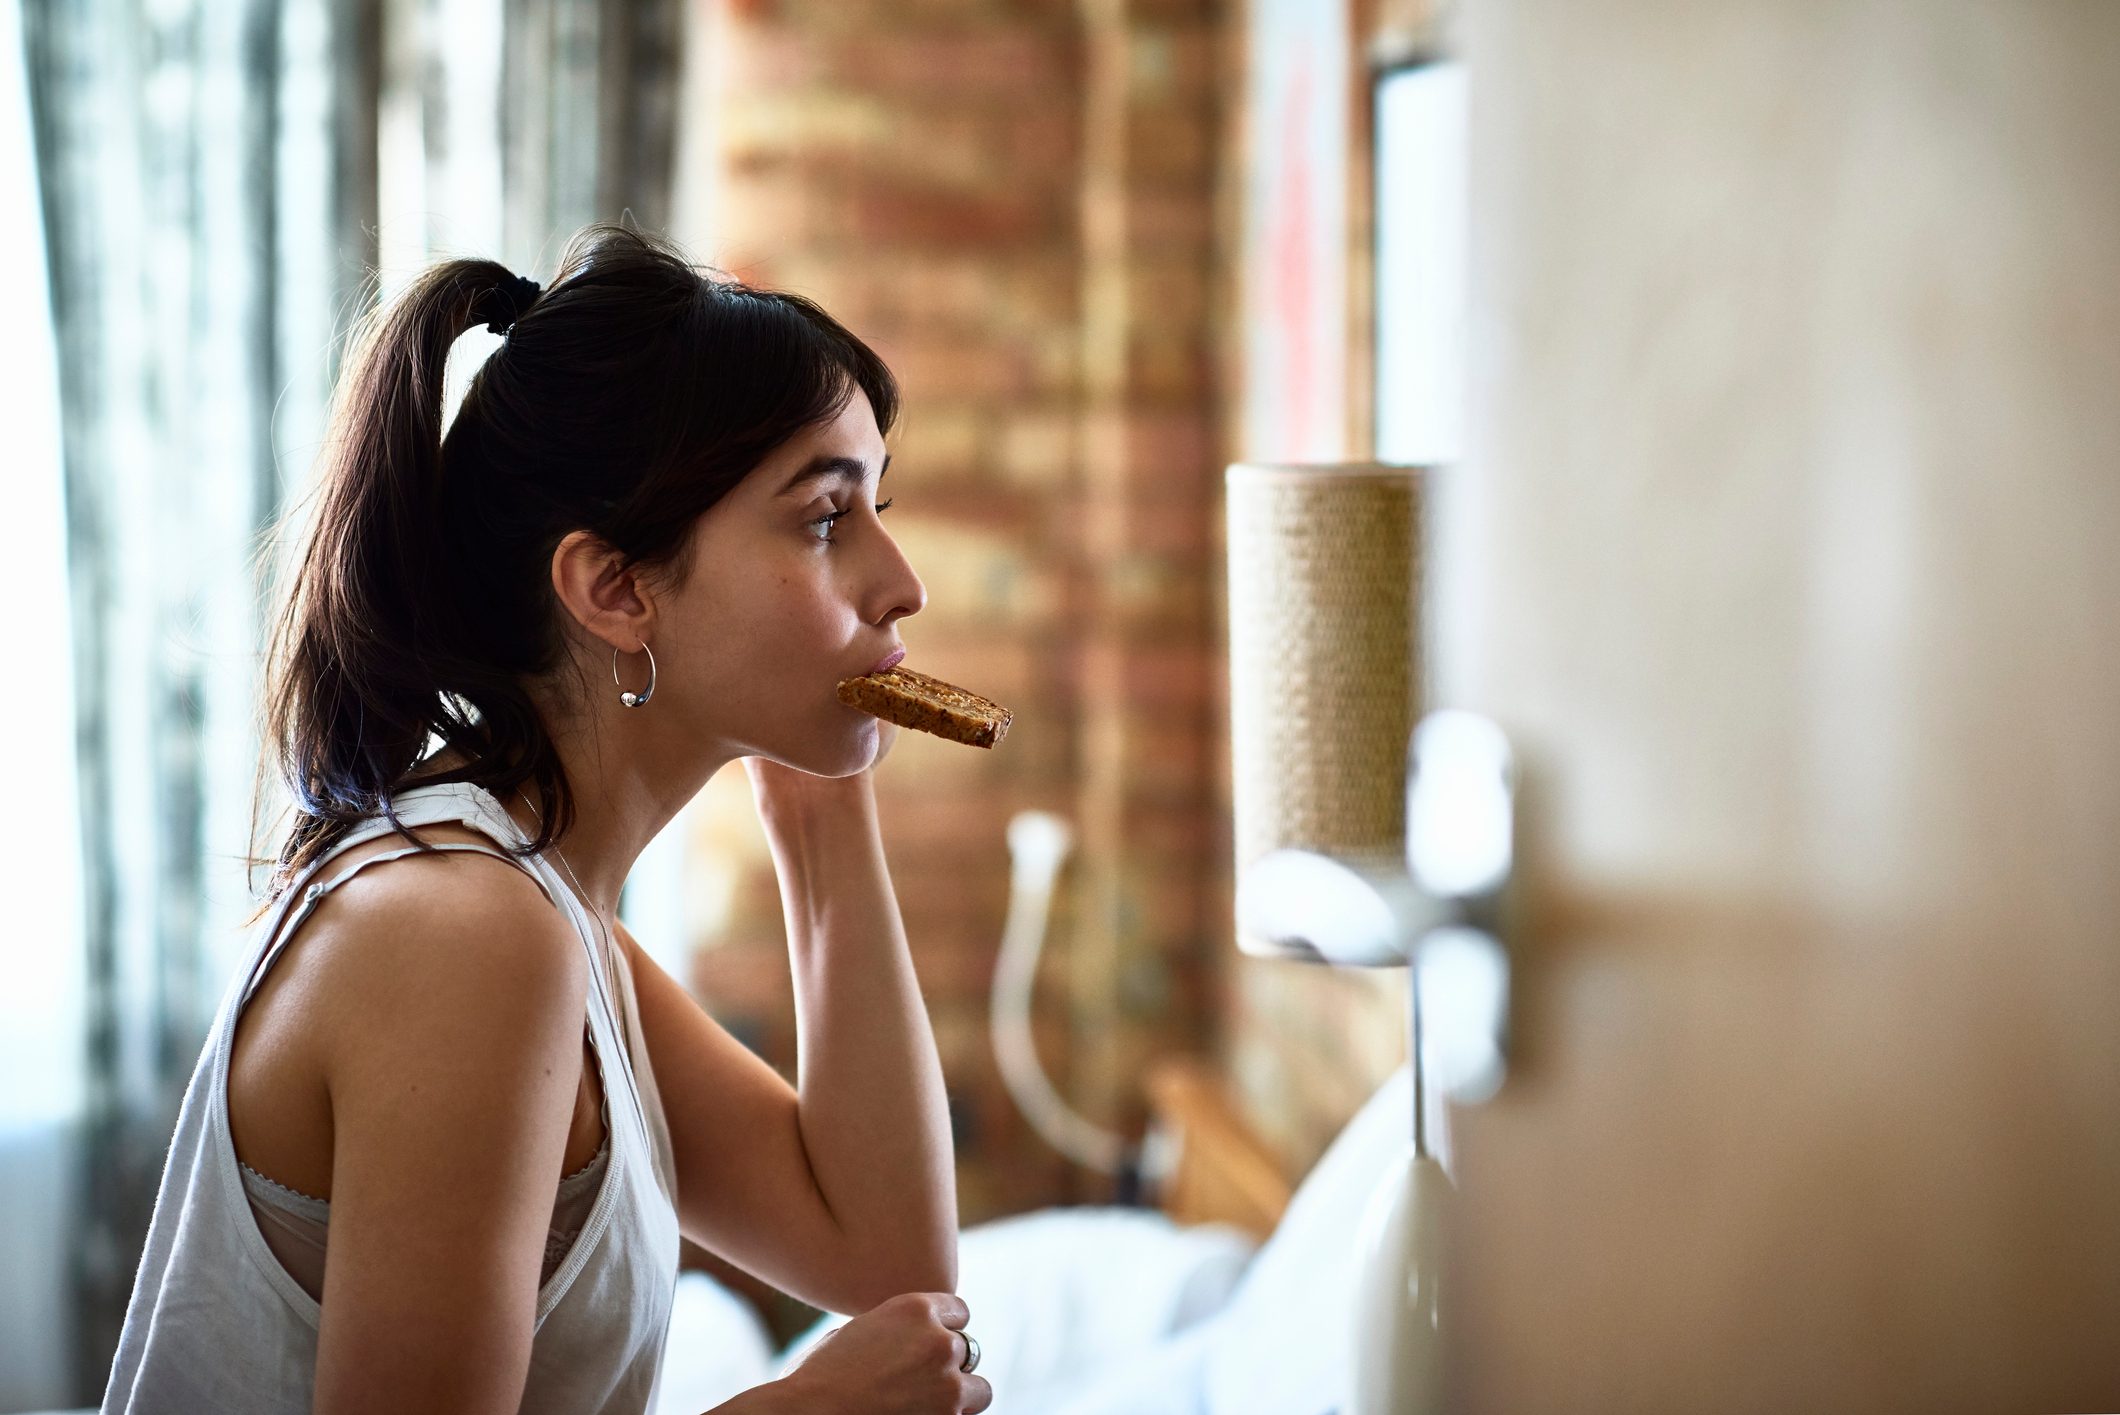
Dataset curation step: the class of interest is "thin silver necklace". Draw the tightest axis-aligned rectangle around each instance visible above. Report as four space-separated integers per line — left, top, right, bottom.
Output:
516 786 628 1053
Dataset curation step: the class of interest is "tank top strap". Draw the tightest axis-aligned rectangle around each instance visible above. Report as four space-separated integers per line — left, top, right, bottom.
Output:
238 780 548 1011
241 842 548 1009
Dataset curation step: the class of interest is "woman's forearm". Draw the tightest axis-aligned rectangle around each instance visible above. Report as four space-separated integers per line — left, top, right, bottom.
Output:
711 1377 817 1415
755 772 958 1302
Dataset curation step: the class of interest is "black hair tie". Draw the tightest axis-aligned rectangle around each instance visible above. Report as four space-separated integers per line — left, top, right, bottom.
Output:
483 272 543 335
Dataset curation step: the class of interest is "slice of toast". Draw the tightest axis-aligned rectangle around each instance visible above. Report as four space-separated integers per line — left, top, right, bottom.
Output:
835 664 1013 749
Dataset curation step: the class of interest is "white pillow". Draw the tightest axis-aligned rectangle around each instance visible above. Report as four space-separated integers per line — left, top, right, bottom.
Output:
652 1270 779 1415
775 1206 1259 1405
1200 1063 1415 1415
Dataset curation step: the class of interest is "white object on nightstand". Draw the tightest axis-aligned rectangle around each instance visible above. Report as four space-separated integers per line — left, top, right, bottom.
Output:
1234 709 1518 1415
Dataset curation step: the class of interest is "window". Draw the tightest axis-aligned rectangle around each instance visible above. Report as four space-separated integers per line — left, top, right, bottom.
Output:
1374 59 1468 466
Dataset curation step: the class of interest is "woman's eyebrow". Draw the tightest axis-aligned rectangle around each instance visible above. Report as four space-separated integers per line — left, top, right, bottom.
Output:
776 452 891 499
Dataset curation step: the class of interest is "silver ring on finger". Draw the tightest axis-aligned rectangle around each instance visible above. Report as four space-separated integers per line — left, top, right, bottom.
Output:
959 1331 981 1374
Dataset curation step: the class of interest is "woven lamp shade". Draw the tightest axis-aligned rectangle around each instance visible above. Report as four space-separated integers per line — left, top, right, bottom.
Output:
1226 462 1423 961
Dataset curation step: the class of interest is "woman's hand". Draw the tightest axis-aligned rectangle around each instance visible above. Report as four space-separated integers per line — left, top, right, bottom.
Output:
775 1293 991 1415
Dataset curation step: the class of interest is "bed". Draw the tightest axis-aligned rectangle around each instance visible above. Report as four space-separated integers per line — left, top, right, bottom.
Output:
655 1057 1414 1415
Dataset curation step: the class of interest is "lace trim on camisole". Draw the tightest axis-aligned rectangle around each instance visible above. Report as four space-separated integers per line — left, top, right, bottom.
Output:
237 1093 611 1303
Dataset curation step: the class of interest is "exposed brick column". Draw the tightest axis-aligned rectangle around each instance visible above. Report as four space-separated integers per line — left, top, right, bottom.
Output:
1068 0 1228 1156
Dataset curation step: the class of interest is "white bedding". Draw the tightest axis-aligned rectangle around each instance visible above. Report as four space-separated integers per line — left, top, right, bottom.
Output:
652 1207 1253 1415
655 1062 1415 1415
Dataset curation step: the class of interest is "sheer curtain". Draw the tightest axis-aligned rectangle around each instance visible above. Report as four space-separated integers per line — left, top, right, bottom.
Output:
14 0 680 1403
1 0 89 1406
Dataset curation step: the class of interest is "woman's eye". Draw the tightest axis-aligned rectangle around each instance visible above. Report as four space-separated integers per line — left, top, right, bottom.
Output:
810 499 894 544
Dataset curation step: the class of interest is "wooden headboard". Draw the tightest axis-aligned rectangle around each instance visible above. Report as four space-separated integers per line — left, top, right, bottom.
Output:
1141 1054 1295 1244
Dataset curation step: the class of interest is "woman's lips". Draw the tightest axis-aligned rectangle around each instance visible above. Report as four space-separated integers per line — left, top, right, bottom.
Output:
866 647 907 675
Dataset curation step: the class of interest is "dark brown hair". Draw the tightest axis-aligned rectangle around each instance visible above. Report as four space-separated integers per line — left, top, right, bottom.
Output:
250 222 898 907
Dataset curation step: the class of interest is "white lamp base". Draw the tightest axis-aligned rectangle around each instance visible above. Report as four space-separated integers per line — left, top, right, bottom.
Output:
1351 1144 1451 1415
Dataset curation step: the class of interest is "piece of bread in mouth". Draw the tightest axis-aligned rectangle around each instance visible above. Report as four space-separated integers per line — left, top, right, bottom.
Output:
835 664 1014 749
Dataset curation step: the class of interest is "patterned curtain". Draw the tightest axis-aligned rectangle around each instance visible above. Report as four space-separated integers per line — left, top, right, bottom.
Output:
18 0 678 1398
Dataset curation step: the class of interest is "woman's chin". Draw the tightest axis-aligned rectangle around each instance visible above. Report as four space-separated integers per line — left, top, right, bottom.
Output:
780 716 880 778
843 716 885 773
828 706 885 768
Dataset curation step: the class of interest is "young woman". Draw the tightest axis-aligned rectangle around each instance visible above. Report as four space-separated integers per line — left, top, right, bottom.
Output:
100 223 992 1415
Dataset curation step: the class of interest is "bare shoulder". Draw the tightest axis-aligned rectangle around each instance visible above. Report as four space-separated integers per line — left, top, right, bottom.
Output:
228 822 588 1203
293 824 587 1066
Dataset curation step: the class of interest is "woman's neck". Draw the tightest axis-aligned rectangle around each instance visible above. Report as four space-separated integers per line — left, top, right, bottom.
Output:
401 746 549 860
405 741 699 922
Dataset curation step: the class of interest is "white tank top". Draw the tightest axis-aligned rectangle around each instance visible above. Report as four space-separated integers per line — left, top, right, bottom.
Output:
99 779 683 1413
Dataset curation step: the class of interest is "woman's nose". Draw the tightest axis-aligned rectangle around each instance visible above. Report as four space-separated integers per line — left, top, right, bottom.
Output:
891 564 927 623
876 532 926 623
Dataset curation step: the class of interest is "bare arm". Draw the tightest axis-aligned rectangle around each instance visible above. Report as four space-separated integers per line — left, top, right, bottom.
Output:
619 920 895 1315
306 859 591 1415
749 764 960 1301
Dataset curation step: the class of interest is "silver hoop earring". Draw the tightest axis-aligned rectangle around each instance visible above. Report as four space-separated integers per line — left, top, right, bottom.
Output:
613 641 656 708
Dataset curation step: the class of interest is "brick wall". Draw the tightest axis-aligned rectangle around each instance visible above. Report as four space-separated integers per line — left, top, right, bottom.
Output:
672 0 1229 1234
670 0 1436 1251
1069 0 1228 1169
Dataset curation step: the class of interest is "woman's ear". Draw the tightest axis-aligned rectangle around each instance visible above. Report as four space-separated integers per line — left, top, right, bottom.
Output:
550 529 655 653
